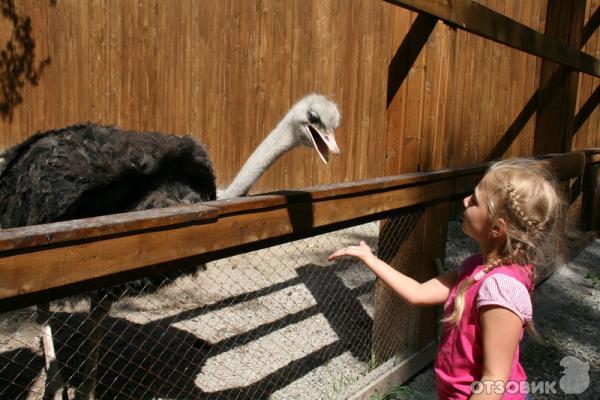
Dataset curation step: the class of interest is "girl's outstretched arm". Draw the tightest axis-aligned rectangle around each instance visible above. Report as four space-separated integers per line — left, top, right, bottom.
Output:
328 241 458 306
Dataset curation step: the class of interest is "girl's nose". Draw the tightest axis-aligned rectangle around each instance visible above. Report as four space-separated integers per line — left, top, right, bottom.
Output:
463 195 471 208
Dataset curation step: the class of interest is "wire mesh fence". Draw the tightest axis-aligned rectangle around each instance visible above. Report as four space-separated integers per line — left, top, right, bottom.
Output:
1 153 596 400
0 209 424 400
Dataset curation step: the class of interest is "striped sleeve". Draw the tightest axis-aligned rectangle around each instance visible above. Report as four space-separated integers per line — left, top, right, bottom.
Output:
476 274 532 323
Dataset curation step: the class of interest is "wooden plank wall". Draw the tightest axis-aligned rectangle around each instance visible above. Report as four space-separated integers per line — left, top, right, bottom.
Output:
0 0 395 193
0 0 599 191
386 0 552 173
574 0 600 150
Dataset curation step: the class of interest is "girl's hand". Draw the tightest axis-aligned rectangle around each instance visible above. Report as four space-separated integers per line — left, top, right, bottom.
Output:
328 241 374 263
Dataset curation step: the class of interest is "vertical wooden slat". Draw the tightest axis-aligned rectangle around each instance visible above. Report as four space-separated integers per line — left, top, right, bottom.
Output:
109 0 123 126
384 7 411 177
494 1 511 160
516 0 535 158
581 159 600 231
402 13 426 173
463 30 478 163
419 22 437 171
534 0 586 155
502 0 515 158
504 0 521 158
477 2 495 163
471 33 488 163
451 31 470 165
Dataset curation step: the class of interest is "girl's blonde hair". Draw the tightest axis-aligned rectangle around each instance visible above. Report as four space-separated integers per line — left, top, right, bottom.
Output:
443 158 565 337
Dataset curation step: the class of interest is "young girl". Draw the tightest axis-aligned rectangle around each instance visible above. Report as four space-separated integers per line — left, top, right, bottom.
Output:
328 159 563 400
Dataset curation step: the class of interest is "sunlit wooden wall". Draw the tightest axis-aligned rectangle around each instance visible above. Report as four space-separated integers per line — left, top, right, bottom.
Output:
574 0 600 151
386 0 549 173
0 0 599 194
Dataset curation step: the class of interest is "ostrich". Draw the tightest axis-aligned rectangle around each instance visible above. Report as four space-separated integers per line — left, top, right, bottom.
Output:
0 93 340 224
0 94 341 399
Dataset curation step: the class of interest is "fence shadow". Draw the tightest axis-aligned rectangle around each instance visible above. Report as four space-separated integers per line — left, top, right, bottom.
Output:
0 348 44 400
0 261 375 399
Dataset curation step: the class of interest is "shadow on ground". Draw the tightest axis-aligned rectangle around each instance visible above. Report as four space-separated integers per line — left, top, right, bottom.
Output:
0 262 375 399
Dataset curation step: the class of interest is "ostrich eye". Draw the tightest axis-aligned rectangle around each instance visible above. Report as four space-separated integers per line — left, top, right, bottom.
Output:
307 110 321 124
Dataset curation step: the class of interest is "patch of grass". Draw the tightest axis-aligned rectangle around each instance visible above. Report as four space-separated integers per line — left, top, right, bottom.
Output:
322 367 360 400
585 271 600 285
370 385 425 400
366 352 378 373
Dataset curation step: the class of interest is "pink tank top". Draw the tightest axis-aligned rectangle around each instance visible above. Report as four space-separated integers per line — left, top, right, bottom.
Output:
434 255 533 399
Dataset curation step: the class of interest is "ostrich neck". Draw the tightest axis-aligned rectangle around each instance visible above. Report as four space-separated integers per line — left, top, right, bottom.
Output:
220 124 296 199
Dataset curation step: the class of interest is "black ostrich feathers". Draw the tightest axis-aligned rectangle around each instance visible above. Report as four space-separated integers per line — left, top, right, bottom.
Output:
0 122 217 229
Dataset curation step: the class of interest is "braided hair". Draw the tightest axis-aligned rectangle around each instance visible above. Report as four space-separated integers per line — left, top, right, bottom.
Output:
443 158 564 328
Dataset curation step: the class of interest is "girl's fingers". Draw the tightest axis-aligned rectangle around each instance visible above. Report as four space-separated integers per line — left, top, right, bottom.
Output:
328 247 353 261
328 242 371 262
328 249 347 260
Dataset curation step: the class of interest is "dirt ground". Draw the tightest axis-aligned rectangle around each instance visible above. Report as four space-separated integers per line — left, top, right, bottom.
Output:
0 222 381 400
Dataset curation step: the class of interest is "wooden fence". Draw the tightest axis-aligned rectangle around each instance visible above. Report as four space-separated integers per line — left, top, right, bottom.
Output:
1 0 600 193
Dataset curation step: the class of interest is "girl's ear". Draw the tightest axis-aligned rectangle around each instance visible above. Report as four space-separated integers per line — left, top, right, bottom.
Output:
490 218 508 238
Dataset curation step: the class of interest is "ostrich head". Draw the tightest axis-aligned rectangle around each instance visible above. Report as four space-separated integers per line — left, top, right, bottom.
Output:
220 94 341 199
285 94 341 163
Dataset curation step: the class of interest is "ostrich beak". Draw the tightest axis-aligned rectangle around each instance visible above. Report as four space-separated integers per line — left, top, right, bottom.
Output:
306 125 340 164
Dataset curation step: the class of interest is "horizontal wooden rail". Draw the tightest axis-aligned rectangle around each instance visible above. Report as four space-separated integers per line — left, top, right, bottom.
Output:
385 0 600 77
0 152 586 311
0 166 485 252
583 148 600 164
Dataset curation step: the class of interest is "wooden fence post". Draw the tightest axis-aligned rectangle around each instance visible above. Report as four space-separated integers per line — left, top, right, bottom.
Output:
372 200 450 365
373 208 424 363
374 1 454 370
416 200 450 348
533 0 586 155
581 152 600 231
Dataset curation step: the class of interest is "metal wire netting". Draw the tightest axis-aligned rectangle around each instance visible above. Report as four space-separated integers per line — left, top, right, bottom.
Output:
0 209 423 400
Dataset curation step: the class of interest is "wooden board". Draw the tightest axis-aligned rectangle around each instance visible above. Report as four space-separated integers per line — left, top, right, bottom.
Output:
385 0 600 77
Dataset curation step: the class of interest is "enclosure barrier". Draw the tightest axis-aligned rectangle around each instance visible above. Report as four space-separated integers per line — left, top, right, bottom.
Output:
0 150 597 399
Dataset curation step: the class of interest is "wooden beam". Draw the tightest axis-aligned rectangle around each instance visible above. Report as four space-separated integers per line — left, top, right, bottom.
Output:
0 166 485 252
585 148 600 164
0 204 220 251
384 0 600 78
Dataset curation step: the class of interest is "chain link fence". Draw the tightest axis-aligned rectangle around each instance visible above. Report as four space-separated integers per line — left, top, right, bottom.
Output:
1 209 425 400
